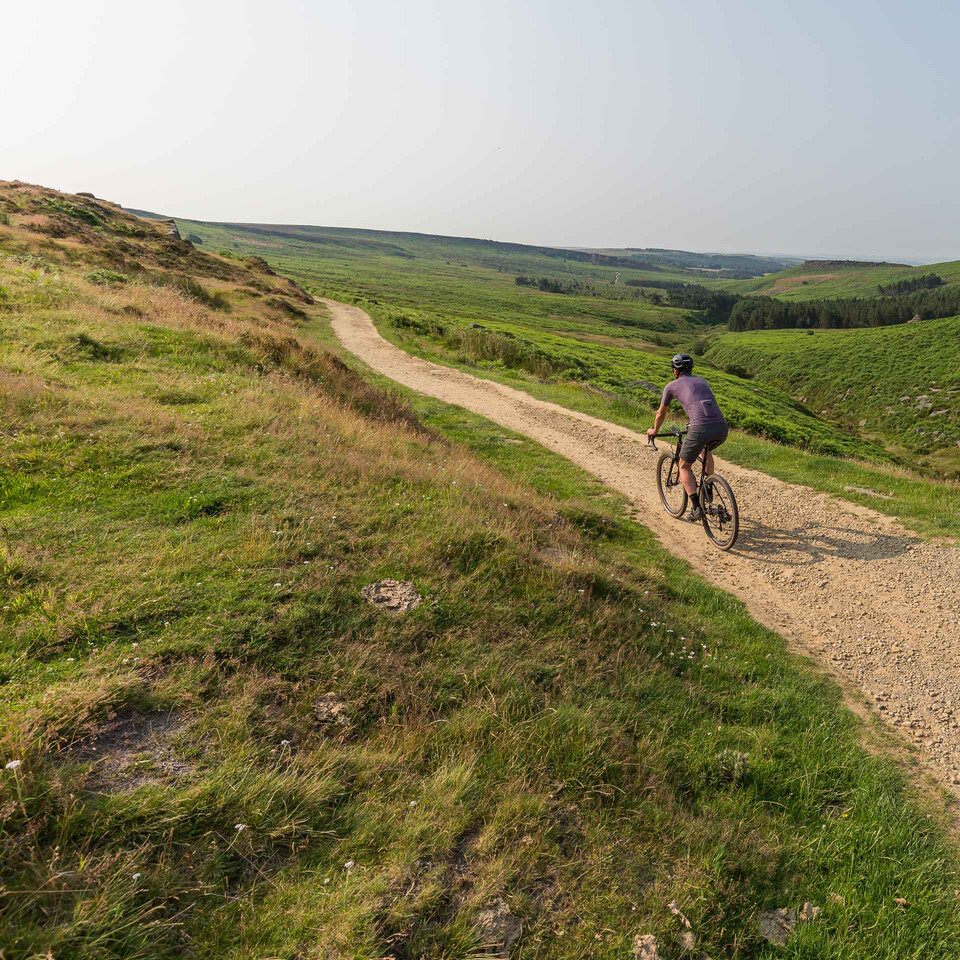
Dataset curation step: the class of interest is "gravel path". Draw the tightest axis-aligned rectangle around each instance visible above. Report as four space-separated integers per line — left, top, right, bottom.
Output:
324 299 960 790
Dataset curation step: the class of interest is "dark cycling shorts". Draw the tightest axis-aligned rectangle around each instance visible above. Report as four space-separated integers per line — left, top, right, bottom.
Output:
680 422 728 463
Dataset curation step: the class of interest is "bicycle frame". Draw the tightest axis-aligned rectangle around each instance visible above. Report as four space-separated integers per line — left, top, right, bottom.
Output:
648 428 709 498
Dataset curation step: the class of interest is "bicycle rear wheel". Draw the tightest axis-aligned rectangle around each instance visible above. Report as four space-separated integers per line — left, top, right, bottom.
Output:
657 452 688 518
701 475 739 550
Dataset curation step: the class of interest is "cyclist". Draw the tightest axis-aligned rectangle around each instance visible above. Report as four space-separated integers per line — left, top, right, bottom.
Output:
647 354 728 521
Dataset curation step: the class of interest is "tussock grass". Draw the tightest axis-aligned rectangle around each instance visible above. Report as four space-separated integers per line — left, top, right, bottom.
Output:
4 183 960 958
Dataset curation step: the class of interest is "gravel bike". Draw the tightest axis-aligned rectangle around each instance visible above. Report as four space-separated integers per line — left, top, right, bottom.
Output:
648 427 739 550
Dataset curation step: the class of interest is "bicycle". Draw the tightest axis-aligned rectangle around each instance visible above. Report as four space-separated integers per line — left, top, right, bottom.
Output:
648 427 740 550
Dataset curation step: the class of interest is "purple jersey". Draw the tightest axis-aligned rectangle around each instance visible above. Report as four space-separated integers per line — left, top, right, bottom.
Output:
661 375 726 426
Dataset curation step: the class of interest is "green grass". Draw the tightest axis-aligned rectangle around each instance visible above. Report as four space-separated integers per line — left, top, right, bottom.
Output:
5 183 960 957
706 320 960 477
174 220 898 460
168 216 960 537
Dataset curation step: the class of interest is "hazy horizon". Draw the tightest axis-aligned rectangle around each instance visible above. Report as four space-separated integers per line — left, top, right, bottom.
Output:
6 0 959 263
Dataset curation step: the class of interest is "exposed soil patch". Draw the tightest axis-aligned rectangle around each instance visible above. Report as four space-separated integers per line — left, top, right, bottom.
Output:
326 299 960 795
68 712 193 791
756 273 838 296
313 694 351 729
361 579 422 614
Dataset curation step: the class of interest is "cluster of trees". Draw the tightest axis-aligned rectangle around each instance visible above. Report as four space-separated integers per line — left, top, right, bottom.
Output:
514 275 596 295
515 274 738 324
728 284 960 331
624 279 738 324
877 273 944 296
514 275 649 303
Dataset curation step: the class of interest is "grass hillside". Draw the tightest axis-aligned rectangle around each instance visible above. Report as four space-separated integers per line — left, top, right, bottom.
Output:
169 217 890 462
5 180 960 956
719 259 960 301
706 319 960 477
161 218 707 336
165 214 960 535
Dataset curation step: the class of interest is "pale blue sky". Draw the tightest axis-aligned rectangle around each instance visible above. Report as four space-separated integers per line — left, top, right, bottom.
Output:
5 0 958 261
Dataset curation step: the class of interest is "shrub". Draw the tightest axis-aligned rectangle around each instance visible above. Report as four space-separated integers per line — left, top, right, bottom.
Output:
391 313 444 337
239 332 432 435
266 297 308 320
45 197 101 226
168 275 231 312
86 268 129 286
447 325 557 378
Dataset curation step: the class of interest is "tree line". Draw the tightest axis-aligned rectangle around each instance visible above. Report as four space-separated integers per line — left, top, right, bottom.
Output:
728 283 960 331
515 275 737 324
515 275 595 295
877 273 944 296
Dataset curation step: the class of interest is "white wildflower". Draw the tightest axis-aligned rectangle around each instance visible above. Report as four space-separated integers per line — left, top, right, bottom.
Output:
235 823 247 832
132 872 141 880
5 760 22 770
409 800 417 807
344 860 355 868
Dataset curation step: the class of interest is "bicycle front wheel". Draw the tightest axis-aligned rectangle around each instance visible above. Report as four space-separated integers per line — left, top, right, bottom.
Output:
657 452 688 518
701 475 739 550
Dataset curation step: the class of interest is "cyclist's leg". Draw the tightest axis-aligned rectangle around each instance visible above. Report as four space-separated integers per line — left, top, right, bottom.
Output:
678 428 709 499
703 424 729 477
677 458 698 496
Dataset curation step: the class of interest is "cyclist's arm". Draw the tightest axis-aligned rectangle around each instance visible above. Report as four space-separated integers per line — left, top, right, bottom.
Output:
648 402 670 437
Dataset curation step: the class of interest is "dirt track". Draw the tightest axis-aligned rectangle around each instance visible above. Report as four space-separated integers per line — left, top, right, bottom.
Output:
324 299 960 790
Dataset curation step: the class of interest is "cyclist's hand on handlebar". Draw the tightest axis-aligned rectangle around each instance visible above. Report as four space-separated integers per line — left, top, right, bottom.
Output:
646 427 656 438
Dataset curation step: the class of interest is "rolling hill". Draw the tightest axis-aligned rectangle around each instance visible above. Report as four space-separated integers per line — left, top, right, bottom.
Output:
718 257 960 301
705 319 960 476
165 216 896 462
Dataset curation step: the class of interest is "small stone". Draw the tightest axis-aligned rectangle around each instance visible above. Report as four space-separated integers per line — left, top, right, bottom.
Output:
799 902 821 922
759 908 796 946
361 579 422 614
632 934 661 960
313 694 350 728
476 899 521 956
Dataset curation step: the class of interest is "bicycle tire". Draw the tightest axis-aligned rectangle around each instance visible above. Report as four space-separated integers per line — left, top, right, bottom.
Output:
701 474 739 550
657 451 688 518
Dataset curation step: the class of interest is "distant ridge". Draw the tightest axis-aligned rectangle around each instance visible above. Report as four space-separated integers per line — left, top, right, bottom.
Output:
800 259 910 270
